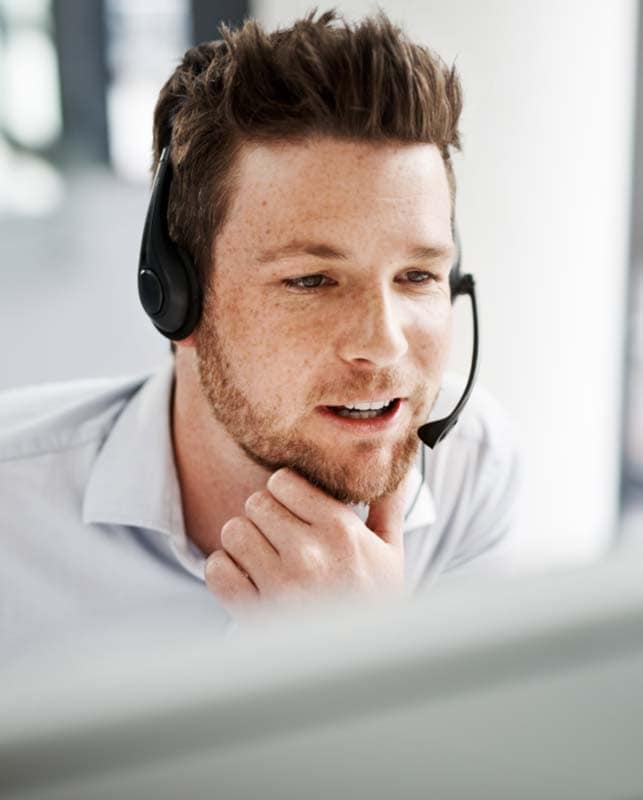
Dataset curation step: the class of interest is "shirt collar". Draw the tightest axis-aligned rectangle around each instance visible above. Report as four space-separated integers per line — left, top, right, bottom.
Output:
83 359 435 576
403 457 437 530
83 357 183 538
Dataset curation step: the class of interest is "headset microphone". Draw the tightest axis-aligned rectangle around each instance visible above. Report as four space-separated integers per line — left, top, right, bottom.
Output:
417 236 479 448
138 145 480 448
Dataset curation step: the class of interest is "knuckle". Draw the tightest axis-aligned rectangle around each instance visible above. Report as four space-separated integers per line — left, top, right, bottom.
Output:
206 550 228 572
334 529 359 560
297 542 325 574
205 552 246 598
205 551 231 586
244 489 271 514
267 468 288 493
328 506 352 530
220 517 246 549
345 510 363 531
341 518 361 543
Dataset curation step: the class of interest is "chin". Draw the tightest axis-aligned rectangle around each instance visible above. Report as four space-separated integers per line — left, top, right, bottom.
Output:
293 441 418 506
298 469 394 506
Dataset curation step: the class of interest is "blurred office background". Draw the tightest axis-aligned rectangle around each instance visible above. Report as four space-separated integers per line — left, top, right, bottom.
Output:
0 0 641 572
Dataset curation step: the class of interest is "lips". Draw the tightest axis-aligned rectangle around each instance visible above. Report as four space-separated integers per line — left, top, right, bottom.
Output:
324 396 405 408
327 399 396 419
316 398 404 432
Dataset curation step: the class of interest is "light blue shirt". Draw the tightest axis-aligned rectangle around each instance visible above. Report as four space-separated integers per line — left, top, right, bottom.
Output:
0 358 522 657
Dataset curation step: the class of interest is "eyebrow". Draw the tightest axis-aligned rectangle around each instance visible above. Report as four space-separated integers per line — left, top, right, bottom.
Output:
256 239 453 264
406 244 454 261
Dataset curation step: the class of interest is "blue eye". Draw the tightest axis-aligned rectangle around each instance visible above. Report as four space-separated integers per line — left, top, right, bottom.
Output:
284 275 330 290
404 270 436 283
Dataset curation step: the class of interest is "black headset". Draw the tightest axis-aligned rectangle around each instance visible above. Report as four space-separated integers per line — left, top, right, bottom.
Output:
138 146 202 341
138 144 479 449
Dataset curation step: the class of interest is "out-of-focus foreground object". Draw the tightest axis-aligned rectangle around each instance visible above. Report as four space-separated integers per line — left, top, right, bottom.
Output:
2 545 643 800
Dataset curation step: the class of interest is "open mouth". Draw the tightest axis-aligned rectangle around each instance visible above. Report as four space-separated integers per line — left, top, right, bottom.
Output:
326 399 400 420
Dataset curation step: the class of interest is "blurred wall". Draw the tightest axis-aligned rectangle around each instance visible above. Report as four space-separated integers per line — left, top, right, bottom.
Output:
255 0 638 569
0 168 168 385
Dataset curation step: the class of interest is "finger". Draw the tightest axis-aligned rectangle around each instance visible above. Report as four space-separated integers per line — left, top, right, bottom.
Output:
204 549 259 610
220 516 280 591
244 489 308 554
266 467 350 525
365 469 414 546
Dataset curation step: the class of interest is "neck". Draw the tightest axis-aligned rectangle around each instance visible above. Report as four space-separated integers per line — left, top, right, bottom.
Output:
171 348 270 556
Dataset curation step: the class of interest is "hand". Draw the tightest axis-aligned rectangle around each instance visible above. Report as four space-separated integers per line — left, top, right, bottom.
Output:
204 467 410 620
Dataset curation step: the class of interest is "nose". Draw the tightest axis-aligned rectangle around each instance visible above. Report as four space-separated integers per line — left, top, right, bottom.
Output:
336 285 409 367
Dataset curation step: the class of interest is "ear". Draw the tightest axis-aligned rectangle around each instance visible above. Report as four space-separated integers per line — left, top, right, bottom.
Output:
174 332 197 349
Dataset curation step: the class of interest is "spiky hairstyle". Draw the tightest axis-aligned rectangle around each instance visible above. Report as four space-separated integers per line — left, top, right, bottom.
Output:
153 9 463 293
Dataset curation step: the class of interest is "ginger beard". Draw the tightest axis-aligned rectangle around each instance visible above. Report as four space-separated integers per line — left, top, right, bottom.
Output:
194 304 438 506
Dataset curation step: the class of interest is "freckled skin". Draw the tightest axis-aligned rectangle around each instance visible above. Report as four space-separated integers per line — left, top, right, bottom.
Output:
173 136 454 552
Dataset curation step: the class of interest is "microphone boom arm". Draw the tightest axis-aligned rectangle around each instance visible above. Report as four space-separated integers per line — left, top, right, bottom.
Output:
417 273 479 448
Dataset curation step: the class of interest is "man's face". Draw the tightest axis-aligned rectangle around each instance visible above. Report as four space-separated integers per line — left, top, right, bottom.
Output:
194 137 454 505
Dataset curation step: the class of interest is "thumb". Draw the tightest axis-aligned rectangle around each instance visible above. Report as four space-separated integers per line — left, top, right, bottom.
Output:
365 470 414 545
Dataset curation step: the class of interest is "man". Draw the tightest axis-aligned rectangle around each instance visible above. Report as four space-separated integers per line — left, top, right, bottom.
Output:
1 11 521 647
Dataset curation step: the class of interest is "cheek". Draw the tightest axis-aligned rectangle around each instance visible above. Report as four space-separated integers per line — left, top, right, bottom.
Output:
411 302 453 366
211 286 321 400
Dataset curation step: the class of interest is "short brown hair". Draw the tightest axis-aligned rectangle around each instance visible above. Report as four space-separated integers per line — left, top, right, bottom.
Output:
153 9 462 299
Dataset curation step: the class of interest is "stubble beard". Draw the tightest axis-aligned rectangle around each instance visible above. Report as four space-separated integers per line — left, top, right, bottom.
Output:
195 318 433 506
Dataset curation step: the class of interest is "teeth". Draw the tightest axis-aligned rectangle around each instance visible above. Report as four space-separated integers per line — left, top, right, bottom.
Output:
331 399 397 419
343 400 392 411
336 408 381 419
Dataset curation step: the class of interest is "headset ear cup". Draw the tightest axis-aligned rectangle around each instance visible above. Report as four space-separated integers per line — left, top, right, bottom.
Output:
449 268 461 301
170 244 202 341
138 236 202 340
138 146 203 340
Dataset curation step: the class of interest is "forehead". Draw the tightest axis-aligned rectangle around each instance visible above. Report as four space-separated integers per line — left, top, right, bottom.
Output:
217 137 453 259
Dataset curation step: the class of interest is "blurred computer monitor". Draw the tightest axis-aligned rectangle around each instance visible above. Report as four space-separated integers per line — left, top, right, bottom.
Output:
2 546 643 800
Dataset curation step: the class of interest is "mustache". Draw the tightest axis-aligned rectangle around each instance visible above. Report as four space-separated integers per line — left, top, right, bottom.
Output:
310 369 425 404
